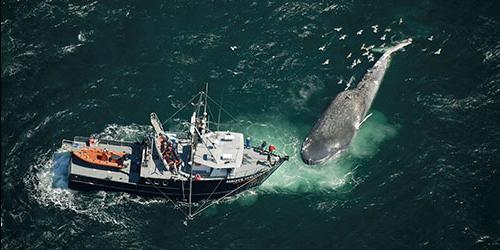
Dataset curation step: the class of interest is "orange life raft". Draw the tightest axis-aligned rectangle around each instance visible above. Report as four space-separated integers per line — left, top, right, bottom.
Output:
72 147 127 169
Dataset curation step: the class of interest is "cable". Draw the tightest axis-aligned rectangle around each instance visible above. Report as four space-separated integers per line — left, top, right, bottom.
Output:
206 94 238 121
161 92 202 126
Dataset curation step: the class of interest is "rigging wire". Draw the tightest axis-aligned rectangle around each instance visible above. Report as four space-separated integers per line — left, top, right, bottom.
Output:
192 178 224 215
206 100 217 130
149 179 188 217
157 86 273 220
206 94 238 122
161 92 202 126
188 171 267 219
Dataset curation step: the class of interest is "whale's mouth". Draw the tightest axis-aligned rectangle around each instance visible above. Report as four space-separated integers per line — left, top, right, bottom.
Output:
302 155 330 165
301 142 345 165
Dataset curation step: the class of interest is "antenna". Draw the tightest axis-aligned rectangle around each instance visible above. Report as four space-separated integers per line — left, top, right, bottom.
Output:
204 83 209 132
204 83 208 116
217 92 223 131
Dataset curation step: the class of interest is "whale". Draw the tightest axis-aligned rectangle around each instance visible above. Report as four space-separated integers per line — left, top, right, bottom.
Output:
301 39 412 165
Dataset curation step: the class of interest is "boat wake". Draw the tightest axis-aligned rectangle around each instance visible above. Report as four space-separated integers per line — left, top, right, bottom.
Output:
28 124 166 226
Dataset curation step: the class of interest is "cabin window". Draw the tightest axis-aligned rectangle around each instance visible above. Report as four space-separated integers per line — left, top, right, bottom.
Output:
210 168 227 177
221 154 232 161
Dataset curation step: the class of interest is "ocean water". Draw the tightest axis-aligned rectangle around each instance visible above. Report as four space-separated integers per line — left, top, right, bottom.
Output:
2 0 500 249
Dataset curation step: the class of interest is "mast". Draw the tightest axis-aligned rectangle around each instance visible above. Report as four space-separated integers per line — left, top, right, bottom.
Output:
217 93 222 131
204 83 208 119
188 91 204 219
202 83 208 134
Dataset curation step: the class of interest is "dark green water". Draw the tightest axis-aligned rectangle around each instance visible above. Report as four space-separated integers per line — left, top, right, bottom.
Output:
2 0 500 248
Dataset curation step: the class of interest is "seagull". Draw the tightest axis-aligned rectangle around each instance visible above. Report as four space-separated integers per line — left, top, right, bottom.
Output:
230 46 238 51
356 30 363 35
337 79 343 84
434 48 442 55
322 59 330 65
384 28 391 32
371 25 379 33
350 58 362 68
380 34 386 41
78 31 86 42
427 35 434 41
339 34 347 40
334 27 343 32
346 52 352 59
399 18 403 25
318 45 326 51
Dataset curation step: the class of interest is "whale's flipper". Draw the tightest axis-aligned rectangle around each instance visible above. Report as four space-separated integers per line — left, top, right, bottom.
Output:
355 113 373 129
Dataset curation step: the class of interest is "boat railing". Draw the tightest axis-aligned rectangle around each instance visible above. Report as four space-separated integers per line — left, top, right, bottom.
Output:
228 167 268 178
163 131 190 140
73 136 136 147
250 146 283 158
62 139 74 144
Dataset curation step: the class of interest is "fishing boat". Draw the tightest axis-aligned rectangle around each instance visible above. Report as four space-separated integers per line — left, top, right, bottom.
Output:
61 85 289 219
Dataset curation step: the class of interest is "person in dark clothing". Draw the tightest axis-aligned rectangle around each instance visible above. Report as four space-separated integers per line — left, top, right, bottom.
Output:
259 141 267 153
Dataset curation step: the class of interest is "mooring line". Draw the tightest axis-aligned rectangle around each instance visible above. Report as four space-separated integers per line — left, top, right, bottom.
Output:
161 92 202 126
150 179 188 217
192 178 224 215
188 171 265 219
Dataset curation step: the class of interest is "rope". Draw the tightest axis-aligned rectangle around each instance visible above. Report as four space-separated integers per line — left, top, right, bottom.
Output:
205 94 238 122
150 179 188 217
206 100 216 131
188 171 266 219
161 92 202 126
194 127 217 162
193 178 224 214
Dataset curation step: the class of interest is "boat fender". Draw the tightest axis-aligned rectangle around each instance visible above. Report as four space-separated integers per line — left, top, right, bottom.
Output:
194 174 202 181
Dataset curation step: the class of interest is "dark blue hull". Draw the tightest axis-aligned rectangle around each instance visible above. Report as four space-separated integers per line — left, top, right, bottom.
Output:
68 160 283 202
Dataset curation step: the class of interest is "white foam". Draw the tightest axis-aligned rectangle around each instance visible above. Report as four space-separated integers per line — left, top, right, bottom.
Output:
27 124 164 226
223 112 398 197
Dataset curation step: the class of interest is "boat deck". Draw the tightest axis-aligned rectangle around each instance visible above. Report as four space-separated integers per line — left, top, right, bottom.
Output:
63 138 142 184
140 153 183 180
231 147 276 178
64 136 281 184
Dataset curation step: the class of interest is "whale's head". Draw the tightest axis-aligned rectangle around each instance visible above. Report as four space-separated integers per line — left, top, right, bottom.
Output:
300 138 342 165
301 135 349 165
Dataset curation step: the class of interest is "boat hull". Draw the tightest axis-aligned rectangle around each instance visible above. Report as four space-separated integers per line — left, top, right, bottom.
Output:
68 159 283 201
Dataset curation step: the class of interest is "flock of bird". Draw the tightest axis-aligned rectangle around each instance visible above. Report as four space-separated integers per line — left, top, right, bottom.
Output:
226 18 442 86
